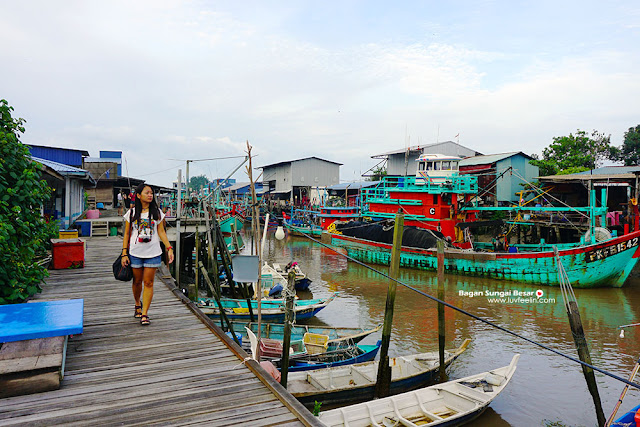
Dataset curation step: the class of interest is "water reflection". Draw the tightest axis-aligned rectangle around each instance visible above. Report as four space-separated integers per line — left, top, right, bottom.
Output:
249 232 640 426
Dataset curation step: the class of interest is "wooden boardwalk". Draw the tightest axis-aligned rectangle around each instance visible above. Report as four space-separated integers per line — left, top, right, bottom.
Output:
0 237 320 426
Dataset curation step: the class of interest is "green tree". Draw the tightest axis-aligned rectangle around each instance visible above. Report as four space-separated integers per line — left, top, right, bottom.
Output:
367 166 387 181
610 125 640 166
189 174 210 191
0 100 57 304
530 129 612 176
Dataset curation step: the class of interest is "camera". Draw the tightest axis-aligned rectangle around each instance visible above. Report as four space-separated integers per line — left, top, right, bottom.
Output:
138 228 152 243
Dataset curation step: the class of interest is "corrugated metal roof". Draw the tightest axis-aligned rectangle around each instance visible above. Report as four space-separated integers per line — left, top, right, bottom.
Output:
573 166 640 175
259 156 342 169
459 152 531 166
372 141 479 157
31 156 93 179
539 166 640 180
328 181 380 190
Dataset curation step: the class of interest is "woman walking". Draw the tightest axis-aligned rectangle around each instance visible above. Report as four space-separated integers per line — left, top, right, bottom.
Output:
121 183 174 325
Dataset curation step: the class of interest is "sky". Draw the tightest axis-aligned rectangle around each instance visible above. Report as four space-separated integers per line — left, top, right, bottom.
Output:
2 1 639 187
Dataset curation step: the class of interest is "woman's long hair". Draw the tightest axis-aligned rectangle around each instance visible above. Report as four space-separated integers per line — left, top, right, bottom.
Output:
131 183 160 224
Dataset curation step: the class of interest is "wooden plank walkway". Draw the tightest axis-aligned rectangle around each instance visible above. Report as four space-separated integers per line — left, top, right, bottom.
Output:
0 237 321 426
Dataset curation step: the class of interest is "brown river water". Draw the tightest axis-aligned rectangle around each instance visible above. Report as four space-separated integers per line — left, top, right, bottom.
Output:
248 232 640 426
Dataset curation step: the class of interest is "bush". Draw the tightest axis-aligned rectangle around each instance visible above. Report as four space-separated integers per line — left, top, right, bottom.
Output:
0 100 57 303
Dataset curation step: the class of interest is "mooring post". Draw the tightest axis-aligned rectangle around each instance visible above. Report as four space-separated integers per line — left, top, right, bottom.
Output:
437 239 446 382
193 225 199 301
375 211 404 398
280 270 296 388
567 300 606 426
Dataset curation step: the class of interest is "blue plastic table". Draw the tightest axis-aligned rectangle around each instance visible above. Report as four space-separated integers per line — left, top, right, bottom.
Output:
0 299 84 343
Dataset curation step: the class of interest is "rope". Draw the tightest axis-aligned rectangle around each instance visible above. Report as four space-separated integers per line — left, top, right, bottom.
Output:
290 228 640 391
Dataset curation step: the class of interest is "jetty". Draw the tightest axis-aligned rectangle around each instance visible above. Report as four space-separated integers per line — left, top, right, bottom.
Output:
0 237 319 426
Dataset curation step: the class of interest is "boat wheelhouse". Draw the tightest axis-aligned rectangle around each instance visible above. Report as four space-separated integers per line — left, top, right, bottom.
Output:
415 153 462 184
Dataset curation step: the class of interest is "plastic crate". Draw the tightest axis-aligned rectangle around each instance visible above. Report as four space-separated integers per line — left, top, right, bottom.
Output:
51 238 85 269
260 338 283 357
58 230 78 239
303 333 329 354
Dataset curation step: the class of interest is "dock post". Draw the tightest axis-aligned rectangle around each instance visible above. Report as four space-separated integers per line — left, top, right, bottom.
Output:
375 211 404 398
568 300 606 426
176 169 182 286
280 270 296 388
194 225 199 300
437 239 446 382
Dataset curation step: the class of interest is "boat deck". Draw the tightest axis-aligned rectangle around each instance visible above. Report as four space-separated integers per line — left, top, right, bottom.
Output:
0 237 319 426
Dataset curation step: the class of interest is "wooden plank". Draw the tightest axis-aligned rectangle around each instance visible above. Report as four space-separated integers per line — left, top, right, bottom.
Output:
0 237 319 426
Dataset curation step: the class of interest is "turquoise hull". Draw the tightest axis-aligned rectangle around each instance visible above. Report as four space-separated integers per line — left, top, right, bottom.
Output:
331 231 640 288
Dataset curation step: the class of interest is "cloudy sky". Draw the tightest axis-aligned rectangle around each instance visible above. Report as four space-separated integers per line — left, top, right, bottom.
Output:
2 1 639 187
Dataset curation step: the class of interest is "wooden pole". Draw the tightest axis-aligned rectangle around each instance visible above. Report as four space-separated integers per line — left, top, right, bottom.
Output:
375 211 404 398
437 239 446 382
567 300 606 426
194 225 199 300
176 169 182 286
280 270 296 388
199 262 240 346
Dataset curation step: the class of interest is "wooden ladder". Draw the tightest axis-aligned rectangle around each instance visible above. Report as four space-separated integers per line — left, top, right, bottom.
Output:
91 220 109 237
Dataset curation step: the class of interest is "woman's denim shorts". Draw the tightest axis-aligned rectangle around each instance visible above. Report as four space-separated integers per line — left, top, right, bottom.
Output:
129 254 162 269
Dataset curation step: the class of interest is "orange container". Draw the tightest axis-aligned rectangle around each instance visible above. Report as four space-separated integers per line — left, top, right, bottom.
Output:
51 238 85 269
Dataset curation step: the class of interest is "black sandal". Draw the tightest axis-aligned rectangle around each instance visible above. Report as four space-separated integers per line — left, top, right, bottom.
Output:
134 305 142 318
140 315 150 326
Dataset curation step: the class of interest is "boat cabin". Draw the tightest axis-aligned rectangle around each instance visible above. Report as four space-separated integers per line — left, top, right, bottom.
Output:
415 154 462 184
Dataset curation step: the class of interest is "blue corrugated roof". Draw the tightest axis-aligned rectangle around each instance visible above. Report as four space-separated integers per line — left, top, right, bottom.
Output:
573 166 640 175
328 181 380 190
32 156 94 180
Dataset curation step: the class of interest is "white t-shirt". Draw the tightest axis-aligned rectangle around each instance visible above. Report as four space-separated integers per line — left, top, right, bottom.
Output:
123 208 166 258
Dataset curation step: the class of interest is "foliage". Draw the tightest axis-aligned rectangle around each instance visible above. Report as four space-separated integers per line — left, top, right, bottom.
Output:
367 166 387 182
530 130 612 176
189 174 210 191
0 99 56 304
557 166 589 175
312 401 322 416
610 124 640 166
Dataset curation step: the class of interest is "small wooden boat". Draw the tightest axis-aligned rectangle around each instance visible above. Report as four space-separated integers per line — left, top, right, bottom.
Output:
273 262 312 291
197 293 338 322
289 339 471 409
318 354 520 427
612 403 640 426
277 340 382 372
230 321 382 345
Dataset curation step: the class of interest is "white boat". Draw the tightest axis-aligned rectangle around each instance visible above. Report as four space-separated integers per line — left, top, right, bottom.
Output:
318 354 520 427
288 339 471 409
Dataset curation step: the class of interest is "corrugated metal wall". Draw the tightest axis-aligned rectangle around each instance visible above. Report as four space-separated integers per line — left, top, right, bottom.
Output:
291 158 339 188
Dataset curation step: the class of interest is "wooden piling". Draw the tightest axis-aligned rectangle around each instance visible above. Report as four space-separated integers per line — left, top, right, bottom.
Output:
567 300 606 426
280 270 296 388
437 239 446 382
199 262 240 346
374 211 404 399
195 225 199 297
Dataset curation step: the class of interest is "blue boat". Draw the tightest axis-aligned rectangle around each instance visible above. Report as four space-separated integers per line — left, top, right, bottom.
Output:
197 293 338 322
281 340 382 372
230 321 382 345
612 403 640 426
